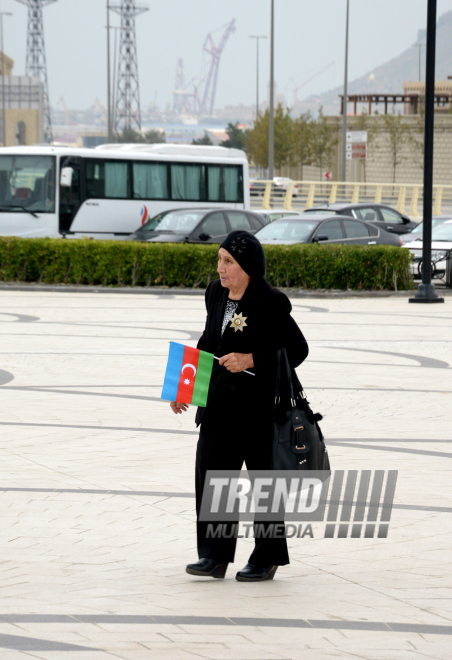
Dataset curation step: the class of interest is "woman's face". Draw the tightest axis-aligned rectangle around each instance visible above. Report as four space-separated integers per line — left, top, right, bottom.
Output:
217 248 250 291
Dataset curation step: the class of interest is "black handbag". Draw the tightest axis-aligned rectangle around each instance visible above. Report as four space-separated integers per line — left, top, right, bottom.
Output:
271 348 330 471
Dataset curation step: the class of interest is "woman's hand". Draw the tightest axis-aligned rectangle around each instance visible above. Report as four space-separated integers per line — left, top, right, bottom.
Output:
219 352 254 373
170 401 189 414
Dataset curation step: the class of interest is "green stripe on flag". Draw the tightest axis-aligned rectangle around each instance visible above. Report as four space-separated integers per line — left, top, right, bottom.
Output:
191 350 214 407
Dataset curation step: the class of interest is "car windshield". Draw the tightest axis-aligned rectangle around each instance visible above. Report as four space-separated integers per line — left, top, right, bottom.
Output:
267 212 299 221
431 222 452 241
303 209 337 216
0 155 56 213
141 210 206 233
255 219 319 242
410 218 451 235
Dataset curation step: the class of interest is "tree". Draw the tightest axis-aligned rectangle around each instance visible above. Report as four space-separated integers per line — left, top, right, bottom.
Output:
244 110 269 169
408 110 425 172
117 128 144 143
383 110 411 183
220 122 247 149
310 107 337 179
273 104 296 170
143 128 166 143
245 103 295 172
293 111 314 179
192 132 213 145
116 127 166 144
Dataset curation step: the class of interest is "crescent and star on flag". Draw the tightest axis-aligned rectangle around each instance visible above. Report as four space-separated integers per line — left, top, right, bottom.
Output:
181 362 197 385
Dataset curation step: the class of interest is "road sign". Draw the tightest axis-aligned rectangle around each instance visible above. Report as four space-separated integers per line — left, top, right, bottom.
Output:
346 142 367 159
346 130 368 143
324 171 332 180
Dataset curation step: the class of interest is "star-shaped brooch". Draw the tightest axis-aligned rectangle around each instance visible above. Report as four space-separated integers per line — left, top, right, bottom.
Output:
230 312 248 332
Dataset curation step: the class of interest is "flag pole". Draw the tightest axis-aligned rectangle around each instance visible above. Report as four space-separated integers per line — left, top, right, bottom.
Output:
213 355 255 376
167 342 255 376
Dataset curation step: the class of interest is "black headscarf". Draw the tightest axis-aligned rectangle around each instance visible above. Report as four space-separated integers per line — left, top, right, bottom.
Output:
220 230 266 280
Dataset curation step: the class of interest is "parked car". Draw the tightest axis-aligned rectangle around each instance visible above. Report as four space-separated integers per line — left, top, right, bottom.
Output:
130 207 268 244
249 180 268 196
273 177 300 196
303 203 417 235
401 215 452 244
254 213 402 246
249 178 299 197
402 219 452 279
258 209 301 223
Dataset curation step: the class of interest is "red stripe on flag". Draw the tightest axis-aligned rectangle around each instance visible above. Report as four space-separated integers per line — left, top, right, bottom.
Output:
176 346 200 404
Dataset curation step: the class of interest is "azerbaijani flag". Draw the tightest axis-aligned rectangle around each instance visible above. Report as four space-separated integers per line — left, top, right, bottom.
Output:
161 342 214 407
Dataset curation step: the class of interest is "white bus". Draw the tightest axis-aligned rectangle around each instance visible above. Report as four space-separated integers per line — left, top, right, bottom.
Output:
0 144 250 239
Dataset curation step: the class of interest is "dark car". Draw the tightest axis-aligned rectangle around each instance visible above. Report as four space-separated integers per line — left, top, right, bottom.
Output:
401 215 452 244
130 207 268 244
254 213 402 247
250 180 268 196
303 203 417 235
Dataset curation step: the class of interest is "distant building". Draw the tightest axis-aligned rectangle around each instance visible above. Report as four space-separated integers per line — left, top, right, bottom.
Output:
403 79 452 114
79 133 109 148
0 51 13 76
0 51 44 146
340 80 452 117
215 104 255 122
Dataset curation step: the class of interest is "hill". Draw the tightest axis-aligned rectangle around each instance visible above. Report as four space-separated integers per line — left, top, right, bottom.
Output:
297 10 452 116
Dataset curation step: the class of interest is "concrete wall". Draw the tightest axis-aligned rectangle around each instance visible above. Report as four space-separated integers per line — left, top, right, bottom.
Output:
275 114 452 185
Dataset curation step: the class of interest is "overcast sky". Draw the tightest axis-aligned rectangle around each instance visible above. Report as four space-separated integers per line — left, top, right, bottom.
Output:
3 0 452 112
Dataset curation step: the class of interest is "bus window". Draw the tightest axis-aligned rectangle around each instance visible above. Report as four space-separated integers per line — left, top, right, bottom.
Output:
207 165 243 203
132 162 168 200
85 160 130 199
224 166 242 202
207 166 222 201
0 155 55 213
171 164 206 201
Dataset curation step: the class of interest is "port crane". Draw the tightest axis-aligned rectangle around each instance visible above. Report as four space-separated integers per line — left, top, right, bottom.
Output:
199 18 236 116
173 19 236 117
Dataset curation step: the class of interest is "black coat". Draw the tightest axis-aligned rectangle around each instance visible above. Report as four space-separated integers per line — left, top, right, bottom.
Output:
195 278 309 431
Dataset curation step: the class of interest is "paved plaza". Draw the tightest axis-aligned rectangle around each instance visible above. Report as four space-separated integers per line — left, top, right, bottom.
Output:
0 287 451 659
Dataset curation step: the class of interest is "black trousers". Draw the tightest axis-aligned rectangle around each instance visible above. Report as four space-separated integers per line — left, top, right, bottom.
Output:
195 408 289 566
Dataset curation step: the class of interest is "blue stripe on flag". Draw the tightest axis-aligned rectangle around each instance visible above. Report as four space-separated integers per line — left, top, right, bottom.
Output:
161 342 185 401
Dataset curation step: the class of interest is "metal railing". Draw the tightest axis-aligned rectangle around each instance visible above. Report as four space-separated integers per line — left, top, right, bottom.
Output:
250 180 452 218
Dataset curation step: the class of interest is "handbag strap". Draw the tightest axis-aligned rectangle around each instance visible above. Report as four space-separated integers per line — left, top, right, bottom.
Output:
292 367 307 402
275 347 295 405
274 347 283 404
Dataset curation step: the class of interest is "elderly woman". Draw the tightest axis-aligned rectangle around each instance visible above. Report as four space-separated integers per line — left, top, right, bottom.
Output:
171 230 309 582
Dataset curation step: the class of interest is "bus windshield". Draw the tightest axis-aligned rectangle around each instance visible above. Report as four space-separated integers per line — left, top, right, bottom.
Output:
0 155 56 213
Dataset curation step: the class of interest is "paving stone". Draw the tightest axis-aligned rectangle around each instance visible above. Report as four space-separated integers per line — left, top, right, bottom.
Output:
0 290 451 659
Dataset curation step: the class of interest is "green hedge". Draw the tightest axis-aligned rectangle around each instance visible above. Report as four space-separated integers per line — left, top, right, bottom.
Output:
0 237 413 290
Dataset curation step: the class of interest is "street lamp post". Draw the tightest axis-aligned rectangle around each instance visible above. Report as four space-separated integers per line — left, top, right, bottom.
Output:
341 0 350 182
0 11 13 147
412 42 425 82
106 0 113 143
248 35 267 120
410 0 443 303
268 0 274 180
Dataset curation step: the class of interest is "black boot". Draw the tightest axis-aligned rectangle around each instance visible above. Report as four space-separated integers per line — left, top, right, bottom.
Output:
186 558 229 579
236 563 278 582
